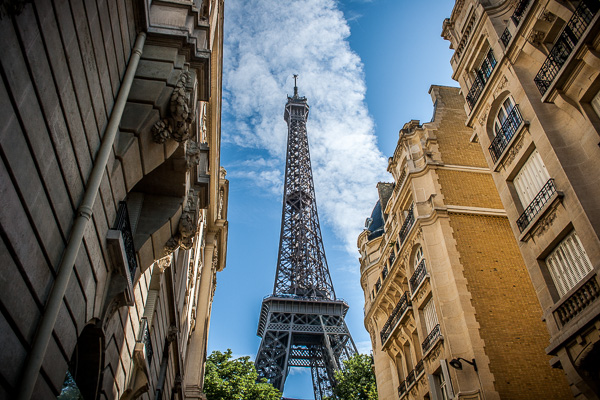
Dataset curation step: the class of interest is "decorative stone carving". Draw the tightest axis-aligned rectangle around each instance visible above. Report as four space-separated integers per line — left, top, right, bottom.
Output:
499 130 525 169
157 255 172 273
163 189 200 254
540 10 556 22
167 325 178 342
186 141 202 169
152 71 196 144
218 188 224 220
528 30 545 46
533 206 558 238
493 75 509 99
212 247 219 269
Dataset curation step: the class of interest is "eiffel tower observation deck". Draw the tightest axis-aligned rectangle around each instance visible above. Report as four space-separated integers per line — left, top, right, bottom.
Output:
254 77 357 400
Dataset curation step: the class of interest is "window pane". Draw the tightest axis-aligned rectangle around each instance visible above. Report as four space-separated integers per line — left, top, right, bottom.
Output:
546 231 593 297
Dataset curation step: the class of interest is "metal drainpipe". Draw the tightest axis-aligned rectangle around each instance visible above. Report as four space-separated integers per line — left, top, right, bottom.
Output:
17 32 147 400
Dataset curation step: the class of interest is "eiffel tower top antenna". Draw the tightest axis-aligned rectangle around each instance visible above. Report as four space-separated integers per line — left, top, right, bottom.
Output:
293 74 299 97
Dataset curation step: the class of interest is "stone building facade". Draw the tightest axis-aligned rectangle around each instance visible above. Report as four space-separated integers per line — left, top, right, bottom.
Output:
0 1 227 399
358 86 570 400
442 0 600 397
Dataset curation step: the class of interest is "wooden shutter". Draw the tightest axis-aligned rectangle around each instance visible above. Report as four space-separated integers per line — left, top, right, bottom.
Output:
424 298 438 334
514 150 550 207
546 231 593 297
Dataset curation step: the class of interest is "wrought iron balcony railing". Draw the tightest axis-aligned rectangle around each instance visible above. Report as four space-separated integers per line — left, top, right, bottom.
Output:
501 28 512 47
516 179 557 232
113 201 138 281
488 105 524 163
466 49 497 110
398 204 415 246
380 292 411 345
534 0 600 95
138 317 154 365
398 360 425 399
421 324 441 353
410 259 428 294
512 0 532 25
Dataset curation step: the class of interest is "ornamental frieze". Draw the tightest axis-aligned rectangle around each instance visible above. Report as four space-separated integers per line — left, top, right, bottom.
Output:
152 71 196 144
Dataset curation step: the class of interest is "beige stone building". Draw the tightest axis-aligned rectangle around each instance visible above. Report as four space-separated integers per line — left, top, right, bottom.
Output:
441 0 600 398
0 1 227 399
358 86 570 400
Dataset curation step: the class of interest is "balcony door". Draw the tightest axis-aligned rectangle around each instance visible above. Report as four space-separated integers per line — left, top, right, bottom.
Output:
494 96 515 136
513 150 550 208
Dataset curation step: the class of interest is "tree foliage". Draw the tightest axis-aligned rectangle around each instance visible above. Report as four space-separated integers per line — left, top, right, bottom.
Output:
327 353 378 400
203 349 281 400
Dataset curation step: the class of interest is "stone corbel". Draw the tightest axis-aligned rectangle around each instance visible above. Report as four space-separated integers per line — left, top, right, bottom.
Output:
152 71 197 144
164 189 200 255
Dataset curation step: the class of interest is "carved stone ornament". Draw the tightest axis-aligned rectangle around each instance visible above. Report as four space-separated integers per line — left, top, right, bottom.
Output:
163 189 200 255
540 10 556 22
186 141 202 169
212 247 219 269
493 75 509 99
218 188 224 220
152 71 195 144
157 254 172 273
499 131 525 169
533 206 558 238
528 30 545 46
478 103 492 127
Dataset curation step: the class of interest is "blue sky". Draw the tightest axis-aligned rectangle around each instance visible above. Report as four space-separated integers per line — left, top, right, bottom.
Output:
208 0 456 398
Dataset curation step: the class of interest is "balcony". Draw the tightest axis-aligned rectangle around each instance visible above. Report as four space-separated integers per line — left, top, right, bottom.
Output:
398 360 425 399
512 0 532 25
421 324 442 354
501 28 512 47
398 204 415 246
554 274 600 327
380 292 411 345
488 105 524 163
137 317 154 365
534 0 600 95
113 201 138 281
410 259 428 294
516 179 557 232
466 49 497 110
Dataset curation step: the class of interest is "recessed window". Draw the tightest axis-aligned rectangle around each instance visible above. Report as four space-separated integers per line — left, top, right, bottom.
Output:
423 298 438 335
546 231 593 297
514 149 550 207
494 96 515 136
414 246 424 272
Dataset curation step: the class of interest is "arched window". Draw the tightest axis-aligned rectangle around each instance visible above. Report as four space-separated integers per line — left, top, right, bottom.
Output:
493 96 515 136
413 246 424 272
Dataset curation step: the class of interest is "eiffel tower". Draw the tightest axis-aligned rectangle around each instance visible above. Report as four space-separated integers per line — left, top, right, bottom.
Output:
254 77 357 400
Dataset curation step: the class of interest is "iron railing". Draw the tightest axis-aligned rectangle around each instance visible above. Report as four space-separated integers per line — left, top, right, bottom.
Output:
398 380 407 398
488 105 524 163
516 179 557 232
397 360 425 399
113 201 138 281
555 275 599 326
501 28 512 47
466 49 497 110
534 0 600 95
421 324 441 353
382 265 389 281
138 317 154 365
380 292 411 345
398 204 415 246
410 259 428 294
512 0 532 25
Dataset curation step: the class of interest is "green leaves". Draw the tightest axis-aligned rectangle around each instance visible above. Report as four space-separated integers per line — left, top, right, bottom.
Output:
326 354 378 400
204 349 281 400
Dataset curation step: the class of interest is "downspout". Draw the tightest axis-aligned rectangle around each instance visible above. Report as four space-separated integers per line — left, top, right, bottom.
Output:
17 32 147 400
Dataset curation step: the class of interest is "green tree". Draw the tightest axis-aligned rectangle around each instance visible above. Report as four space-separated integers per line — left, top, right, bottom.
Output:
327 353 378 400
203 349 282 400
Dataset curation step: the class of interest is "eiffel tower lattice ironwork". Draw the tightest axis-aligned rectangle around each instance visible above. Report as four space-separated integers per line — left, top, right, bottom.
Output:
254 77 357 400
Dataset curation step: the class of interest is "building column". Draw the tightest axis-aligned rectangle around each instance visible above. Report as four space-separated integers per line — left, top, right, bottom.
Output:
184 236 217 399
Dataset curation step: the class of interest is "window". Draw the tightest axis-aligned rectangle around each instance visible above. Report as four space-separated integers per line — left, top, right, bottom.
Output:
423 298 438 334
493 96 515 136
375 278 382 293
414 246 424 271
514 150 550 207
546 231 593 297
427 360 454 400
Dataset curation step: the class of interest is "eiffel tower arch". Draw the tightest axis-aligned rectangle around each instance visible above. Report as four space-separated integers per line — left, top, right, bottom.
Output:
254 78 357 399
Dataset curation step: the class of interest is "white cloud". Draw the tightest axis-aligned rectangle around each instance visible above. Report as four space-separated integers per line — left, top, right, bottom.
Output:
223 0 388 254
